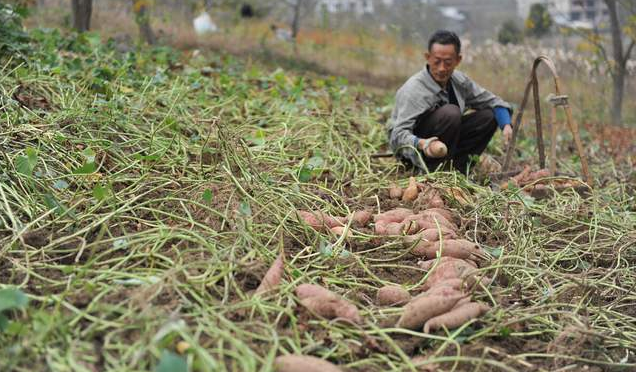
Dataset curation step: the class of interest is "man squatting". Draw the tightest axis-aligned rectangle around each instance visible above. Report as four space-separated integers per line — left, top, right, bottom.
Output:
387 30 513 174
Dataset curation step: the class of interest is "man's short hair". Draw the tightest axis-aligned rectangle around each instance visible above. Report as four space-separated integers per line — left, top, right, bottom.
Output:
428 30 461 55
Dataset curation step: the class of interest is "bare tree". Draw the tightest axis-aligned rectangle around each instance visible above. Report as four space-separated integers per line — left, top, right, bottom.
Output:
568 1 635 125
282 0 317 52
132 0 156 45
71 0 92 32
604 0 635 125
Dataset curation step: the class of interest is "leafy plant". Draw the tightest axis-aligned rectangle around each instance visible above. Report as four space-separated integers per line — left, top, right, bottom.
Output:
0 288 29 333
0 4 31 61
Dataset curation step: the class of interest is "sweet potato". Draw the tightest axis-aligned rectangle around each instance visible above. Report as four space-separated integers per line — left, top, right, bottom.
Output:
385 222 405 236
525 168 550 184
423 302 490 333
296 284 362 324
421 256 476 267
297 211 324 231
428 193 445 209
301 296 362 324
386 222 404 235
413 278 465 296
333 300 363 324
373 208 413 224
396 293 466 330
405 228 457 243
424 284 463 297
419 211 457 229
350 210 372 227
416 185 445 208
402 177 419 202
417 257 458 271
422 208 458 225
427 140 447 158
389 183 403 199
410 239 479 260
451 296 472 309
374 220 388 235
296 284 334 300
376 285 411 306
316 211 345 229
274 355 343 372
330 226 352 238
420 258 479 290
300 296 337 318
255 253 285 295
417 214 457 231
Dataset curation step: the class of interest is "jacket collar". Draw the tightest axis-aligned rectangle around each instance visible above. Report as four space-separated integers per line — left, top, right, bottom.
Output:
421 65 465 113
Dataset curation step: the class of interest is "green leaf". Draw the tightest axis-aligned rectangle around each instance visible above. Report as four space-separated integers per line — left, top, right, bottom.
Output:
249 129 266 146
298 166 312 183
307 154 324 169
43 193 73 217
72 162 97 174
202 189 213 204
0 314 7 332
485 246 503 258
498 326 512 338
53 180 69 190
15 147 38 176
26 147 38 164
0 288 29 312
155 350 187 372
82 147 96 163
16 156 32 176
238 200 251 217
93 184 107 201
84 32 101 48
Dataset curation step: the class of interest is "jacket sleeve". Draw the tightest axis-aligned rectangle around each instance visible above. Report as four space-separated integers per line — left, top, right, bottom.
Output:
463 77 512 113
388 87 433 168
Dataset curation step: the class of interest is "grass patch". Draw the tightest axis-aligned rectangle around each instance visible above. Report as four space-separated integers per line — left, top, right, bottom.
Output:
1 25 635 372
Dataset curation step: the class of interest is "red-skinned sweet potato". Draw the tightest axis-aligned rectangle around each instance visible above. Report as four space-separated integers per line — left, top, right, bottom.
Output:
296 284 334 300
402 177 419 202
295 284 362 324
420 258 479 290
373 208 413 224
376 285 411 306
423 302 490 333
274 355 343 372
410 239 479 260
389 184 403 199
350 210 372 227
396 293 466 330
255 253 284 295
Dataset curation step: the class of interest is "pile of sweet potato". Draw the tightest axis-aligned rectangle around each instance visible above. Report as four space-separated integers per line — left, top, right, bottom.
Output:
375 255 491 333
500 165 587 196
258 178 497 367
389 177 445 206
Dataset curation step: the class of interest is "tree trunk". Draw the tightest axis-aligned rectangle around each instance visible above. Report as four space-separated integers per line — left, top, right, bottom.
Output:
604 0 626 126
291 0 302 54
132 0 156 45
71 0 92 32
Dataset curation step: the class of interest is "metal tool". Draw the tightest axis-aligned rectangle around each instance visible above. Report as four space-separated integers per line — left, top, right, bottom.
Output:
502 55 593 187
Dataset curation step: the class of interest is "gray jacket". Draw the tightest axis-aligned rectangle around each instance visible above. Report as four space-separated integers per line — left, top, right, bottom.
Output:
387 67 512 167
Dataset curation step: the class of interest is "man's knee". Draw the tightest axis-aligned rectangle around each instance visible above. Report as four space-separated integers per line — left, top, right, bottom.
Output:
475 109 496 128
434 104 462 130
437 104 462 121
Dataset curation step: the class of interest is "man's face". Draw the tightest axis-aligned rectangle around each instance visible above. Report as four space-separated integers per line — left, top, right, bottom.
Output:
425 43 462 87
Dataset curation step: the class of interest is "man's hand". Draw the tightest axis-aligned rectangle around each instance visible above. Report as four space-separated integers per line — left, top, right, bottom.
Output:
502 124 513 147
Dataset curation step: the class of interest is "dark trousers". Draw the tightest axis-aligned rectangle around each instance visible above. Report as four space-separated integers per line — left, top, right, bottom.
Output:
413 104 498 174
